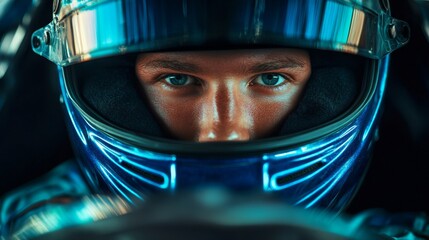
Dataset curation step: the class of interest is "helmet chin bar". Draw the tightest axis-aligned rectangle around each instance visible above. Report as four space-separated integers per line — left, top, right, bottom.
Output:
58 56 388 213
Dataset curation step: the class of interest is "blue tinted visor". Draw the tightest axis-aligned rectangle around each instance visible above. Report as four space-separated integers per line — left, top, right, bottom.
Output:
32 0 409 66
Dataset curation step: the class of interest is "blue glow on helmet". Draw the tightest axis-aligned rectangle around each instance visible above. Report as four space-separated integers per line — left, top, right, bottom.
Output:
31 0 408 214
362 57 389 141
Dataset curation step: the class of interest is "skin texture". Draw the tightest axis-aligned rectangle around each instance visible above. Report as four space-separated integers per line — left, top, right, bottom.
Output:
136 49 311 142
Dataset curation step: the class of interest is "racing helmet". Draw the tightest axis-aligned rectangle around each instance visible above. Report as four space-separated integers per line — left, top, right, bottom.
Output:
31 0 409 213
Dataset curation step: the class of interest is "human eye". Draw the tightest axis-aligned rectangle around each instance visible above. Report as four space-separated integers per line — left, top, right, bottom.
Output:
163 74 196 86
252 73 288 87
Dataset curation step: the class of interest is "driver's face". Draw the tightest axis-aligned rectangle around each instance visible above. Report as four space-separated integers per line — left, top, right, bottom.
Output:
136 49 311 142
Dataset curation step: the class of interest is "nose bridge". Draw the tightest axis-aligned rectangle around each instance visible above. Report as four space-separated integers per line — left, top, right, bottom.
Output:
198 81 250 142
215 82 237 123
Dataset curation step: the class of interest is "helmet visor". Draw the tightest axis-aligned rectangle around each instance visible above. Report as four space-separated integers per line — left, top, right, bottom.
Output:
32 0 409 66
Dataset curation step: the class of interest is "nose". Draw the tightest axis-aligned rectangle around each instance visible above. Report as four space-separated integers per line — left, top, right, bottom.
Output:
198 83 251 142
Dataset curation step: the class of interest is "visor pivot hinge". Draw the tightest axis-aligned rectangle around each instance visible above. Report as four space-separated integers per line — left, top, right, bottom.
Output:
388 20 410 43
32 35 41 49
388 24 397 39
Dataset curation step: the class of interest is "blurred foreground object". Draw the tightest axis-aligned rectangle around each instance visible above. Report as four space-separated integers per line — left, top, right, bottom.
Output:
33 187 386 240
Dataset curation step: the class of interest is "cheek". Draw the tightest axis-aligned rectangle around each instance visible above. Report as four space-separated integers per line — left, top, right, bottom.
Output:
250 102 290 137
250 87 303 138
144 88 199 140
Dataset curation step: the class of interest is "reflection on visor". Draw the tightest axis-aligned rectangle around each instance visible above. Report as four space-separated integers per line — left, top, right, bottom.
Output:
32 0 409 66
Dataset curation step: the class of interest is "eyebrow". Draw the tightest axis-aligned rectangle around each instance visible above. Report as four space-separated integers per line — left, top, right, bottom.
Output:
139 57 306 73
140 59 201 73
249 59 306 73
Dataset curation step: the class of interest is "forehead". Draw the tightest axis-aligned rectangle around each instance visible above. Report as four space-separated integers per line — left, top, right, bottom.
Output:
136 49 310 76
136 49 309 64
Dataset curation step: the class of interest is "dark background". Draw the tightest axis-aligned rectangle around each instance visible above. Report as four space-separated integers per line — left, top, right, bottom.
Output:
348 0 429 214
0 0 428 215
0 0 74 195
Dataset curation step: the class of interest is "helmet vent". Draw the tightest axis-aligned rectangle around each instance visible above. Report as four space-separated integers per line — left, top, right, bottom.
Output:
275 161 325 187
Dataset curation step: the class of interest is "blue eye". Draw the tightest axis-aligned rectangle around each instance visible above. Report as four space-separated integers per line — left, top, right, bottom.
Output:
164 74 193 86
254 74 286 86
